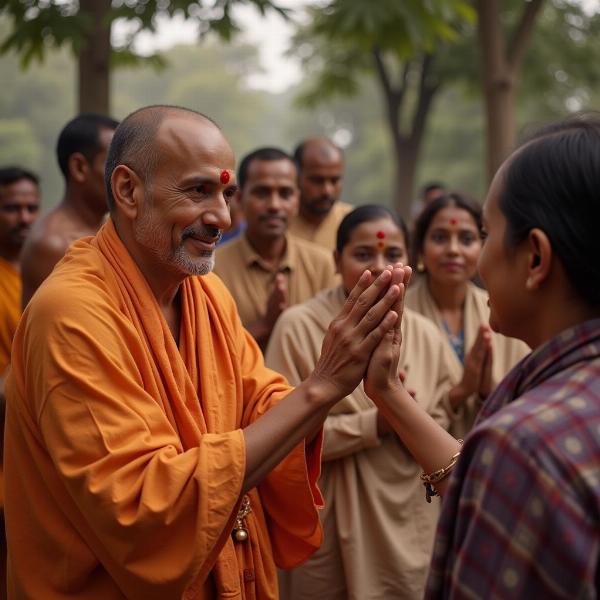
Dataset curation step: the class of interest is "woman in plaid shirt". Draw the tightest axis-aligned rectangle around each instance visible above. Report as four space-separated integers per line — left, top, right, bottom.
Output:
365 114 600 599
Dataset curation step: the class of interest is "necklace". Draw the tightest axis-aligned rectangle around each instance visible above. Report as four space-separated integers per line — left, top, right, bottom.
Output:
232 495 252 542
441 320 465 364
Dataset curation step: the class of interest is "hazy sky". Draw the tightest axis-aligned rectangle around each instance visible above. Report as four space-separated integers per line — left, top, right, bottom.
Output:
113 0 310 93
113 0 600 94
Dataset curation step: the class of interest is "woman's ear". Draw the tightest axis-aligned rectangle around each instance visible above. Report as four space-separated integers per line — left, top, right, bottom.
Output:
334 250 341 275
111 165 143 220
525 228 552 290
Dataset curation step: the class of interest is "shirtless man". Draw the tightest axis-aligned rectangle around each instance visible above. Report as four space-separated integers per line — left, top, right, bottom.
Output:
20 113 118 306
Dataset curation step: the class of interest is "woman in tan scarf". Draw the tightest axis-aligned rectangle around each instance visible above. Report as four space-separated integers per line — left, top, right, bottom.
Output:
407 193 528 437
266 205 455 600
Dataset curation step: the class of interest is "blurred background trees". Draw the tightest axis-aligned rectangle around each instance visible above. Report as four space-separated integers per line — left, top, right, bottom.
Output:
1 0 599 217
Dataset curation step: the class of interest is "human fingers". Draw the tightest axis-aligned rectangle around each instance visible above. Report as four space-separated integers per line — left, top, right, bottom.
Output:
338 270 373 318
353 280 402 339
403 265 413 288
478 344 494 397
360 308 400 357
388 265 408 334
347 268 395 328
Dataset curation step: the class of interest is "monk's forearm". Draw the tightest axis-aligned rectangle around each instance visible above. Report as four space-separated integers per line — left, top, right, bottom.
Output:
242 376 337 491
371 385 461 495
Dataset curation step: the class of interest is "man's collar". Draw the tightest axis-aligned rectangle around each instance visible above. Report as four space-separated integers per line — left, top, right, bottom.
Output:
240 233 294 273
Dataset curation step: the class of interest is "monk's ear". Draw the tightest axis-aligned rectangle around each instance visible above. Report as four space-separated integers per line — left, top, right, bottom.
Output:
68 153 89 184
525 228 552 291
111 165 143 220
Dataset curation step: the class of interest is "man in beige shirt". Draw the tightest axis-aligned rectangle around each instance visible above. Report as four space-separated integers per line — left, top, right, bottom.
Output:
215 147 337 349
289 137 353 250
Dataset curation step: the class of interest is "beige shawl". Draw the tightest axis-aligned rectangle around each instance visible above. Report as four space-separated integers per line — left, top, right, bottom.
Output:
405 277 530 437
266 286 454 600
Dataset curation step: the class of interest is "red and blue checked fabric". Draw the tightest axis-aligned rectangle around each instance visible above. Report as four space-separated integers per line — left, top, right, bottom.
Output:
426 318 600 599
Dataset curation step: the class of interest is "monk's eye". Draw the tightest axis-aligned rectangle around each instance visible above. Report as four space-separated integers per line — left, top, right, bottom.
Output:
224 187 237 200
194 184 209 195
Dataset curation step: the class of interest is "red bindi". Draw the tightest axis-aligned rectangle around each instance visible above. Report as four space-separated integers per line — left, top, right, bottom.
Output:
450 218 457 225
377 242 385 249
220 170 230 184
376 230 386 239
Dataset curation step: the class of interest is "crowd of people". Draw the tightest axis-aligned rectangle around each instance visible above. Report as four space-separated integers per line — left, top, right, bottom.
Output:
0 105 599 599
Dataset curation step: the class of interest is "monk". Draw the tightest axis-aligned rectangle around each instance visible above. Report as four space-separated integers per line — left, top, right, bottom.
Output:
4 105 409 599
20 113 118 306
0 165 41 600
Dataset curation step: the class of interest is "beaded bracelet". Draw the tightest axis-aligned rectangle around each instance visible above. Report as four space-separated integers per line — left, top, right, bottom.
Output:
420 440 463 503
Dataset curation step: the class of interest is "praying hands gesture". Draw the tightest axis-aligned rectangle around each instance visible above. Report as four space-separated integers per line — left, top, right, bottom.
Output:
448 324 494 409
243 264 407 490
363 264 462 499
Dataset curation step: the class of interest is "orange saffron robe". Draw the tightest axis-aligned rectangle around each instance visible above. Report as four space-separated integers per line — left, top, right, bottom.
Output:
0 256 21 515
0 257 20 377
4 219 323 599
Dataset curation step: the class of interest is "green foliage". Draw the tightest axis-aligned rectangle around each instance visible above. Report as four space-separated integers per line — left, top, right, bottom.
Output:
0 119 42 169
0 0 288 68
293 0 475 107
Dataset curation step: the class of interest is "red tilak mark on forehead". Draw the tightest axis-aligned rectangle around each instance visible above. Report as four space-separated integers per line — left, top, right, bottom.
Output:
450 218 457 225
220 170 230 184
376 230 386 239
377 242 385 249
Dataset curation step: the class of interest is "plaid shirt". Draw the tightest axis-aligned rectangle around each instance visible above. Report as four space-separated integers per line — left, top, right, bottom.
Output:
426 318 600 599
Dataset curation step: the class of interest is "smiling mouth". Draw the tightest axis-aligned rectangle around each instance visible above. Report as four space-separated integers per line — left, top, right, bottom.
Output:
186 236 218 252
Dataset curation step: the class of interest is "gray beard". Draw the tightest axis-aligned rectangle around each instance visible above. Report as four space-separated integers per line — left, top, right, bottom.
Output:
134 211 215 277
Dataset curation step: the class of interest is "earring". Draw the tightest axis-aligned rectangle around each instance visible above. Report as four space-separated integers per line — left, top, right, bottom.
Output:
417 261 425 273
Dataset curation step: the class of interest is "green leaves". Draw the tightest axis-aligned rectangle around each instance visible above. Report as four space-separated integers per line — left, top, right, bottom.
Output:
0 0 287 66
308 0 475 59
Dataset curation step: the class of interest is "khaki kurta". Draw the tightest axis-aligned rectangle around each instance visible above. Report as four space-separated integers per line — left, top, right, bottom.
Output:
266 286 453 600
4 219 323 600
405 278 529 438
287 202 353 251
214 233 337 329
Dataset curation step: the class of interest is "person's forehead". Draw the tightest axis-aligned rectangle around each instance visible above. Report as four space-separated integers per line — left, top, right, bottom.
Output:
155 114 235 170
246 158 296 183
430 206 478 229
350 218 404 243
0 179 40 203
302 144 342 170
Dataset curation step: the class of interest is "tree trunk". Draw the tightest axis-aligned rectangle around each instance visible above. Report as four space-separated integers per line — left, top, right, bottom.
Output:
78 0 111 114
372 50 439 219
393 140 419 220
482 72 516 181
477 0 544 182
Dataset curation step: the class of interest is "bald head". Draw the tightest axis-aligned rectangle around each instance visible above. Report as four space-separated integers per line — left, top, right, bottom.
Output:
293 137 342 172
105 105 219 211
293 137 344 221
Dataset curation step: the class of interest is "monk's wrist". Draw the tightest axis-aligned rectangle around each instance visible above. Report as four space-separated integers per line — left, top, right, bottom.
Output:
301 373 344 408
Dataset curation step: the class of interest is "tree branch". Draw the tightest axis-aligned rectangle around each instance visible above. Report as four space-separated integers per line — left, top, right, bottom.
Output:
372 46 405 142
411 53 439 144
507 0 545 72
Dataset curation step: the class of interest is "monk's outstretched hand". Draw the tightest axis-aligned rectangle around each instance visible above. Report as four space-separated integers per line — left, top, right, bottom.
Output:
308 264 406 403
364 264 412 401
